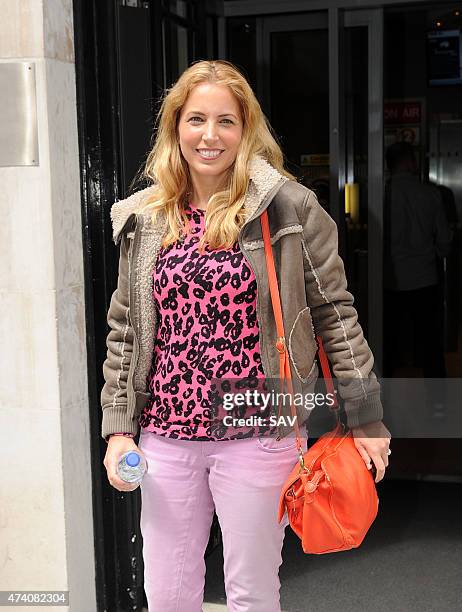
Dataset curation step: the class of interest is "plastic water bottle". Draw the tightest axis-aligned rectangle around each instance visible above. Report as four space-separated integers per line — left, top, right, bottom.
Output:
117 451 147 484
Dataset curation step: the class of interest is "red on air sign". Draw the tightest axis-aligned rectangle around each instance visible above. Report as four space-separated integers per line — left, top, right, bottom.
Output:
384 101 421 125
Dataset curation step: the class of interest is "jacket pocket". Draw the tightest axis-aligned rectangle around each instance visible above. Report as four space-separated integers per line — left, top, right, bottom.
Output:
256 436 297 452
257 423 307 452
288 307 318 383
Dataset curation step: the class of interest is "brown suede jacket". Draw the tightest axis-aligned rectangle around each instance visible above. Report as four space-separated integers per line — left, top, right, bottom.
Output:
100 154 383 442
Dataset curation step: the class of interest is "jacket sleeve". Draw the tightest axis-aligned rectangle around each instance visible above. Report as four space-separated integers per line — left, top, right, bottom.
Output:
300 189 383 429
100 233 138 442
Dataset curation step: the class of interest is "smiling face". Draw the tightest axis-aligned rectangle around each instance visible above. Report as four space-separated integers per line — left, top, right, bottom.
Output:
177 82 243 187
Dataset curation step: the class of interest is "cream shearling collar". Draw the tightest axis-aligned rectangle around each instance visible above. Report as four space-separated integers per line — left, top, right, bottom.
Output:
110 153 287 244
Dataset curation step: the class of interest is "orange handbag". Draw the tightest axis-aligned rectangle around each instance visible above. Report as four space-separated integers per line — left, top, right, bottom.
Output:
260 209 379 554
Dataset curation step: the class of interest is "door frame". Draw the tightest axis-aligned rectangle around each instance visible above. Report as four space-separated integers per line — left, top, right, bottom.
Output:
344 8 384 373
224 0 435 17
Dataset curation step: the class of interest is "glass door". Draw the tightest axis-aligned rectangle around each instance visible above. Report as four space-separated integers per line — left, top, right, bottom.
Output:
258 8 384 371
259 12 330 193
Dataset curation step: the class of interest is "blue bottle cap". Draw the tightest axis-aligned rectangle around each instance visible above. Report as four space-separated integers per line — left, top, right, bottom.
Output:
126 452 141 467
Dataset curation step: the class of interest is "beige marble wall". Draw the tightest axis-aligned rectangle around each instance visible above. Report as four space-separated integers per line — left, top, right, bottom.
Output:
0 2 95 611
0 0 44 58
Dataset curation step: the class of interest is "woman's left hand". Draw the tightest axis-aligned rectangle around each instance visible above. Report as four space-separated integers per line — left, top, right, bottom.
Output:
351 420 392 483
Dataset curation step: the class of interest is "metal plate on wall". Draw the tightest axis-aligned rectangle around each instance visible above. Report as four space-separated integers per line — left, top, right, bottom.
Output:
0 62 39 166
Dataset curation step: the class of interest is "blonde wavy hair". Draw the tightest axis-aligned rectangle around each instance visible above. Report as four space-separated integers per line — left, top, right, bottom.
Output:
135 59 295 253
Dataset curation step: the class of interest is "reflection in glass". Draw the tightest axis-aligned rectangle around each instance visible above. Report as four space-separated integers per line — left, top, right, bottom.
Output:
383 6 462 381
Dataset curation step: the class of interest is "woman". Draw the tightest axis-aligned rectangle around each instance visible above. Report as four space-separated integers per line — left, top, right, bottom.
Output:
102 60 391 612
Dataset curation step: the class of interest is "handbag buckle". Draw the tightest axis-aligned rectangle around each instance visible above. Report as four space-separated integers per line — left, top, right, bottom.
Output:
276 337 286 353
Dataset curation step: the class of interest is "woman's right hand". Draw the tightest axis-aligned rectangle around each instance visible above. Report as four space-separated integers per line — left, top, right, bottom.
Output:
103 435 146 492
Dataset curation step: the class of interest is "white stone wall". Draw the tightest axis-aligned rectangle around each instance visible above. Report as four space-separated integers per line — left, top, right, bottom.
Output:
0 2 96 610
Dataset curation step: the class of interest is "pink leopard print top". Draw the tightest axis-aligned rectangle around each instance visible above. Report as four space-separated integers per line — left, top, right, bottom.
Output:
138 201 277 441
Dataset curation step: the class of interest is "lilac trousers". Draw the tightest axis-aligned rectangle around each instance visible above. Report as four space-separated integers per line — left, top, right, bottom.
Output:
138 425 308 612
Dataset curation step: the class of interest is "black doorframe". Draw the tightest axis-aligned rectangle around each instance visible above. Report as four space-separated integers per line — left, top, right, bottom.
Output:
72 1 219 609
